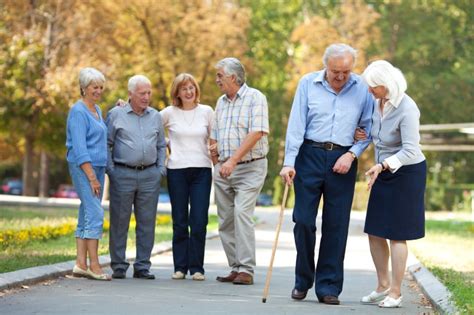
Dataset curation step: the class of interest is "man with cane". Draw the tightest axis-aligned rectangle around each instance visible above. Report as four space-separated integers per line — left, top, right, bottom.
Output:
280 43 374 304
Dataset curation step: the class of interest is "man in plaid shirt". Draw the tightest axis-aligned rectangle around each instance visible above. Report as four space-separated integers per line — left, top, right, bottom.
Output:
210 57 269 285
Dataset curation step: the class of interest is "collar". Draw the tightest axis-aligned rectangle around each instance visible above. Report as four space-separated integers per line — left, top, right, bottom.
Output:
224 83 248 102
387 93 405 109
126 103 150 115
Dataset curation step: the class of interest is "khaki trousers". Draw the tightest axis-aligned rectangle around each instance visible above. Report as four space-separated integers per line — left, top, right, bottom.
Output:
213 158 267 275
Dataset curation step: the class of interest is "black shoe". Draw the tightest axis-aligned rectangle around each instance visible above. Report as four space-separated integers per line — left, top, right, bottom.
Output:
291 288 308 300
112 269 126 279
133 270 155 280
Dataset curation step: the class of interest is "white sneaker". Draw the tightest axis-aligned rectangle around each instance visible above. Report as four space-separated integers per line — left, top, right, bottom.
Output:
172 271 186 280
379 295 403 308
360 288 390 304
192 272 205 281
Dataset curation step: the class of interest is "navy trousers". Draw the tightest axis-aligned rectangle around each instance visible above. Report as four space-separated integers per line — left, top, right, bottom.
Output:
167 167 212 275
293 142 357 299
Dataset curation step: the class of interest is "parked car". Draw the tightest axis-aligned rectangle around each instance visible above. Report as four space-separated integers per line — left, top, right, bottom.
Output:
1 178 23 195
256 193 273 206
52 184 78 198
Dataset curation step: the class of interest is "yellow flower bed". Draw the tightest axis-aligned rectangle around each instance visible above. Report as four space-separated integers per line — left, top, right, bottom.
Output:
0 214 172 249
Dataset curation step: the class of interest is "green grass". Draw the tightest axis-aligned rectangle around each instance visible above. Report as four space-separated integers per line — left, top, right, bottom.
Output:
0 206 218 273
410 217 473 314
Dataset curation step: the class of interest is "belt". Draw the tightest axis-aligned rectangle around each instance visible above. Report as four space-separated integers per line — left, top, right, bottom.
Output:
236 156 266 165
115 162 156 170
303 139 350 151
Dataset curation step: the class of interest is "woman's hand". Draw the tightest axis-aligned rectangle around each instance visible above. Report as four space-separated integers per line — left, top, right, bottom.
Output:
354 127 367 142
365 164 383 191
89 178 101 198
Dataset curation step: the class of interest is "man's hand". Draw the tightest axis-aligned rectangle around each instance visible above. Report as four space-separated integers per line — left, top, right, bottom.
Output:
332 152 355 174
219 157 237 178
279 166 296 185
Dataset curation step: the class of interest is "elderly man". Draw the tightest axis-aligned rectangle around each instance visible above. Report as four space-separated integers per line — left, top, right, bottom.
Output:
106 75 166 280
210 57 269 285
280 43 374 304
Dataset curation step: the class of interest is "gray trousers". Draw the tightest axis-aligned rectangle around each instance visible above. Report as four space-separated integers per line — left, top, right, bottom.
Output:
213 158 267 275
108 165 161 272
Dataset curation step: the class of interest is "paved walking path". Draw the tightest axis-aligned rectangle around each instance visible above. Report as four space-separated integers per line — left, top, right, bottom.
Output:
0 208 436 314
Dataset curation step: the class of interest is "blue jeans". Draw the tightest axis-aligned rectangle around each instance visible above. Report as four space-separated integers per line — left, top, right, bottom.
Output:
168 167 212 275
68 163 105 240
293 143 357 299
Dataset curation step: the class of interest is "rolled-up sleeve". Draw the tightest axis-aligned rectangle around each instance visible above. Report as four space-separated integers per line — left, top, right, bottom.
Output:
249 93 269 134
283 78 308 167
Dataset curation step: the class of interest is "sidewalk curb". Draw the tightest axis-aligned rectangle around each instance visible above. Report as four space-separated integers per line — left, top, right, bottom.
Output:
407 260 458 314
0 231 219 291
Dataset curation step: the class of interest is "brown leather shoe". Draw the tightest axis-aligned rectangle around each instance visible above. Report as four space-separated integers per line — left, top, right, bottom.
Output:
216 271 238 282
232 272 253 285
291 288 308 300
319 295 340 305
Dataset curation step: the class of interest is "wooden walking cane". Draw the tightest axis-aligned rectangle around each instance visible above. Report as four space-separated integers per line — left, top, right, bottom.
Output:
262 183 290 303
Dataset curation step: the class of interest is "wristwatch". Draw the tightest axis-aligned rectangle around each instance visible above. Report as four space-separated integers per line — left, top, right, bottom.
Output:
349 151 357 160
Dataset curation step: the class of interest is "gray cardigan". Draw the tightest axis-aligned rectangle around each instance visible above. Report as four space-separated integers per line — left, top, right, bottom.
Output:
371 94 425 172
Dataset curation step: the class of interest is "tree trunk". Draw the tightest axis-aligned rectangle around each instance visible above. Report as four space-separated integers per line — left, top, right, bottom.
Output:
22 135 36 196
38 150 50 197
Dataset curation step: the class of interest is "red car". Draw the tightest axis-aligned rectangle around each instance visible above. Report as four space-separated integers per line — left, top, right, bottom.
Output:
52 184 79 198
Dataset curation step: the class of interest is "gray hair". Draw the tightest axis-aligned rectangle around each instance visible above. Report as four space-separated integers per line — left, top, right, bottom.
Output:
362 60 407 103
215 57 246 86
128 75 152 92
322 43 357 67
79 67 105 96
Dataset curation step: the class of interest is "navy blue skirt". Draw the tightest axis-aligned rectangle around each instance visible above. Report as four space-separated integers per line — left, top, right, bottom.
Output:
364 160 426 240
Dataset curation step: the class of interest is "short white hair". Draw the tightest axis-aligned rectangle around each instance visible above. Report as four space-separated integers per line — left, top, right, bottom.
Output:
128 75 152 92
323 43 357 67
215 57 246 86
362 60 407 103
79 67 105 96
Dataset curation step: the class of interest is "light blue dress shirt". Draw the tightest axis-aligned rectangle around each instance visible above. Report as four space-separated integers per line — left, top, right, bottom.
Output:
283 70 375 167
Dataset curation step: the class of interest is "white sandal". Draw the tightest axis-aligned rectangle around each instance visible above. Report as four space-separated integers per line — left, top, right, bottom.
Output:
379 295 403 308
360 288 390 304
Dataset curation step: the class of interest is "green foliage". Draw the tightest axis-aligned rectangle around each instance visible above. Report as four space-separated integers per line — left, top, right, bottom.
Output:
414 219 474 314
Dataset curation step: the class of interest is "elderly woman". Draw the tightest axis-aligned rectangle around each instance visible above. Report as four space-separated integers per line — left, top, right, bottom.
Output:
160 73 214 281
357 60 426 308
66 67 110 281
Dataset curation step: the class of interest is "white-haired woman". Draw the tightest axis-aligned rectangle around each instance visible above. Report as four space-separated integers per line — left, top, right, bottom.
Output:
66 67 111 281
356 60 426 307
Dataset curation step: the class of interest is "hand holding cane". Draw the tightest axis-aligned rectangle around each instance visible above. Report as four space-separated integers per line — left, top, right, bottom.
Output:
262 182 290 303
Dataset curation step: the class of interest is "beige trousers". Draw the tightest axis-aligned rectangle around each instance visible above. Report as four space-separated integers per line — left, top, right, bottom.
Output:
213 158 267 275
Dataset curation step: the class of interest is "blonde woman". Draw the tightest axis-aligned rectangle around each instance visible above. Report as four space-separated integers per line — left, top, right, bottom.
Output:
160 73 214 281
